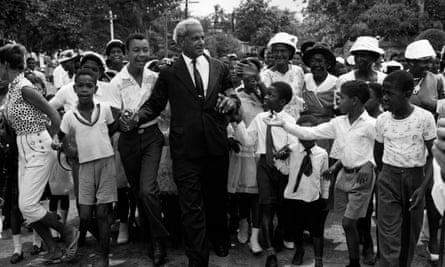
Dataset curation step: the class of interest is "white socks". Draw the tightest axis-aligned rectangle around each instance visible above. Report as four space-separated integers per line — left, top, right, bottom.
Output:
12 234 22 254
117 222 129 245
237 219 249 244
33 230 42 247
249 227 263 254
59 210 68 225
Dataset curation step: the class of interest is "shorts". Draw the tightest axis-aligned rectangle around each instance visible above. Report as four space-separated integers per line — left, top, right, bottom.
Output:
334 164 375 220
78 156 117 205
257 156 288 205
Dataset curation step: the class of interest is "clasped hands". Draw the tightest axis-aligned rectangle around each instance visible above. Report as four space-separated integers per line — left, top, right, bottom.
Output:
119 110 139 132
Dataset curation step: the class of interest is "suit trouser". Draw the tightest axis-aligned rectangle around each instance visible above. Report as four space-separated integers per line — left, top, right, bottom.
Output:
377 164 424 267
173 155 229 267
118 125 168 239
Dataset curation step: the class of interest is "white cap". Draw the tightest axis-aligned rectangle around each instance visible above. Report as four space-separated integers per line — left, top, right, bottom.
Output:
81 51 106 70
405 39 436 60
350 36 384 55
267 32 298 54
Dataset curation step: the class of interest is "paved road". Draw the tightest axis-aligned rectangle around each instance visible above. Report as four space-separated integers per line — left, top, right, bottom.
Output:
0 205 433 267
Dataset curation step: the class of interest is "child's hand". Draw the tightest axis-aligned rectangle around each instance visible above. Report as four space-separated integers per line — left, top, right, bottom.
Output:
409 187 426 211
235 62 259 78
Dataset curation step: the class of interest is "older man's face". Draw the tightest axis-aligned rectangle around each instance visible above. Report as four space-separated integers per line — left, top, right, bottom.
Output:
181 24 205 59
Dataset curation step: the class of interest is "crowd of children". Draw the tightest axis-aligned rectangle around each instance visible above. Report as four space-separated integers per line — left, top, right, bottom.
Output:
1 18 445 267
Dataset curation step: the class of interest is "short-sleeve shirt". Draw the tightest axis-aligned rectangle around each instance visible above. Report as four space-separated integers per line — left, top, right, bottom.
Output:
6 74 47 136
376 106 436 168
60 102 114 164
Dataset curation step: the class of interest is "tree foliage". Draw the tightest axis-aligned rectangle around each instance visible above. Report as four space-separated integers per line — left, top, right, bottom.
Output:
205 33 240 58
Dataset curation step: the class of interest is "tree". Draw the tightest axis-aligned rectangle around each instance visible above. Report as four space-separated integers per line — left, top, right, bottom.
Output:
205 33 240 58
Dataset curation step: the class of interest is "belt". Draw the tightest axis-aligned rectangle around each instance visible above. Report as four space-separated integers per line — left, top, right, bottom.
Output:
343 166 362 173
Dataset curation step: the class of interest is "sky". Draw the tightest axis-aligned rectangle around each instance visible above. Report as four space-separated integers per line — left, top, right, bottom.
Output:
184 0 305 19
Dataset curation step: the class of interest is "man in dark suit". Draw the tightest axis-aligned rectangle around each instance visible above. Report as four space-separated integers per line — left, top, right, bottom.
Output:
120 18 239 267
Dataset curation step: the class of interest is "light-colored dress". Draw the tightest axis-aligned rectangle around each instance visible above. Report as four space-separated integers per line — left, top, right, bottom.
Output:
227 87 263 194
261 64 305 120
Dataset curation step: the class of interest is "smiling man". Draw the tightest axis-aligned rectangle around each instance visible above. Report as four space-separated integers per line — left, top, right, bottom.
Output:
107 33 168 266
135 18 239 267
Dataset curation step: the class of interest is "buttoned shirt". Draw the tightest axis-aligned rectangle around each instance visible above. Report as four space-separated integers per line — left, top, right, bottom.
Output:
233 110 297 154
182 53 209 96
284 143 330 202
284 110 376 168
50 81 110 112
107 63 159 128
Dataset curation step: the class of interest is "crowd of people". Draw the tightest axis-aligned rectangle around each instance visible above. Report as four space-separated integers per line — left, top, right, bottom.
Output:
1 17 445 267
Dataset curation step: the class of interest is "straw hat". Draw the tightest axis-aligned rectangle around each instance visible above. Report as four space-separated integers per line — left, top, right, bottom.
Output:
105 39 125 56
58 49 79 63
350 36 384 56
302 42 336 69
80 51 106 70
405 39 436 60
267 32 298 59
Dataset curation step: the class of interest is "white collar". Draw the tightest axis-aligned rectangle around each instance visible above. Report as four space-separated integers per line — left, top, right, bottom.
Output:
182 53 206 65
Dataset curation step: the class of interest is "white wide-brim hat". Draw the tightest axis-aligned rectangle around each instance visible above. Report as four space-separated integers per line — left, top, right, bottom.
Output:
80 51 107 70
58 49 79 63
267 32 298 56
405 39 436 60
350 36 384 55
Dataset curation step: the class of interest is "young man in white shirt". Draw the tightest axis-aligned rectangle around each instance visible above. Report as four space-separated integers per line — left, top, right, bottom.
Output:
375 70 436 267
266 80 376 267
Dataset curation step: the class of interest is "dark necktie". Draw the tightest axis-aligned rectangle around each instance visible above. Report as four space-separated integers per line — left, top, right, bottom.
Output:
265 124 275 167
192 59 204 99
293 147 313 193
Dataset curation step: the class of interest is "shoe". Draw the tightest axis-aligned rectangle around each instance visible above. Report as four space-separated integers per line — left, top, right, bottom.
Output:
265 254 278 267
249 241 263 255
214 243 229 257
283 240 295 249
30 245 43 255
291 248 304 265
362 246 375 265
117 222 129 245
10 252 24 264
43 249 64 265
62 228 79 262
93 256 110 267
152 240 166 266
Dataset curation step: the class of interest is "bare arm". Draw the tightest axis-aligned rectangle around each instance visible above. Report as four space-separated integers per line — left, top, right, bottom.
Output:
22 86 60 135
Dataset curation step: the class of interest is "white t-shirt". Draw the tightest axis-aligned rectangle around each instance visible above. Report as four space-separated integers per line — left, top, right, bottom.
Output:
60 102 115 164
53 65 73 89
376 106 436 168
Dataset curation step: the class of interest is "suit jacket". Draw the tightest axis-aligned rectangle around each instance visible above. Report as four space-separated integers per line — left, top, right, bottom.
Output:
138 55 236 160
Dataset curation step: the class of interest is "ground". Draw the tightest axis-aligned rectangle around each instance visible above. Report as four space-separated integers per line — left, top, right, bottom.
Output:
0 202 433 267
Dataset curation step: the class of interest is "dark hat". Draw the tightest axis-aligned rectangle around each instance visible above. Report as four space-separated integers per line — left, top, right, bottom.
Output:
302 42 336 69
300 41 315 55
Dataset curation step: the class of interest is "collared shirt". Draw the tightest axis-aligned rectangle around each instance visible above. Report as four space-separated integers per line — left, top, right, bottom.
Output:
284 110 376 168
182 53 209 96
233 110 297 154
60 101 114 164
53 65 74 89
336 70 387 91
304 73 338 94
50 81 109 112
284 143 330 202
107 63 159 128
376 106 436 168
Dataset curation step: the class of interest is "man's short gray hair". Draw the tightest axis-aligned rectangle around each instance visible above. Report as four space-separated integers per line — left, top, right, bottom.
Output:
173 18 202 43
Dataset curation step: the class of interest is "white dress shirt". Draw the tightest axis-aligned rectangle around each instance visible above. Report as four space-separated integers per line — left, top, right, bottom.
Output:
233 110 297 154
107 63 159 128
182 53 209 96
284 143 330 202
50 81 110 112
284 110 376 168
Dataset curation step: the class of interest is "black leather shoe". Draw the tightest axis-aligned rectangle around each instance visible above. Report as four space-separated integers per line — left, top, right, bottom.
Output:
10 252 24 264
30 245 43 255
265 254 278 267
291 248 304 265
214 243 229 257
152 240 166 266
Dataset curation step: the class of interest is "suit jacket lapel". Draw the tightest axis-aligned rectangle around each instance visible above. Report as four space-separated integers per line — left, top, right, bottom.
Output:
174 56 200 100
206 57 218 101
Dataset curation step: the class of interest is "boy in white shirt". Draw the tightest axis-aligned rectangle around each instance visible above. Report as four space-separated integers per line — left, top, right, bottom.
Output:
375 70 436 267
52 69 118 267
282 114 330 267
232 81 297 267
266 80 376 267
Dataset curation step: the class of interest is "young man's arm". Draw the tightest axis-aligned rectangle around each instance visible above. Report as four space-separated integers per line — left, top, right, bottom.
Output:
374 141 384 172
281 119 336 140
108 106 121 136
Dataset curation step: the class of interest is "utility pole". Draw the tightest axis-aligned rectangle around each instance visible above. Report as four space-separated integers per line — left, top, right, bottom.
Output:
105 10 117 40
183 0 200 19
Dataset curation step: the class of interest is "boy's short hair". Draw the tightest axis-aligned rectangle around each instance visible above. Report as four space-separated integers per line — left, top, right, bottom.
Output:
340 80 370 105
75 68 97 84
271 81 293 104
297 114 318 126
125 33 147 51
368 82 383 99
383 70 414 94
